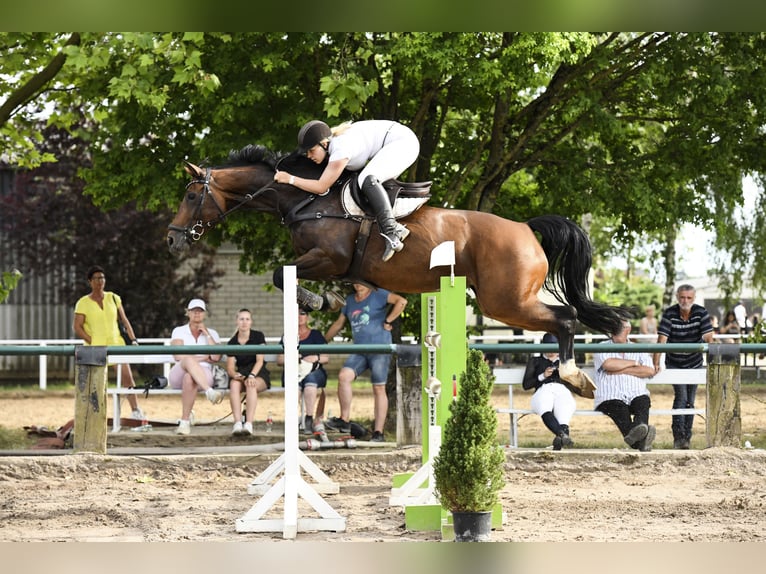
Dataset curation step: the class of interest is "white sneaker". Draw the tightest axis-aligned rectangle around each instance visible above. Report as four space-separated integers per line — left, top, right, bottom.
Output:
243 422 253 435
205 387 224 405
175 420 191 435
131 408 145 420
231 421 243 435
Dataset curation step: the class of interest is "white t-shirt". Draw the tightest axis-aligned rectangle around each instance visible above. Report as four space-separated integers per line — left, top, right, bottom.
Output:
170 324 220 368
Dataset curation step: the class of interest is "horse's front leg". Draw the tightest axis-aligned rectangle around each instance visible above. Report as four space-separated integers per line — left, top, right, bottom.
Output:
272 254 345 313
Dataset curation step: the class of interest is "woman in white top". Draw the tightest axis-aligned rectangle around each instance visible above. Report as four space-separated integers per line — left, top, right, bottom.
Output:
169 298 224 435
274 119 419 262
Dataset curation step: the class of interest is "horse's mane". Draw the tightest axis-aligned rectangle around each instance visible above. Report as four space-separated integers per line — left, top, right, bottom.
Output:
224 144 280 169
222 144 323 179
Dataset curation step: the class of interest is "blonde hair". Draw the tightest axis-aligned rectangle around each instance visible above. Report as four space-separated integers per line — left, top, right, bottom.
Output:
331 121 353 137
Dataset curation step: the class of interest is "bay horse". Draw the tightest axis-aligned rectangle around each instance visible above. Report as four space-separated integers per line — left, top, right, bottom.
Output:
167 144 629 394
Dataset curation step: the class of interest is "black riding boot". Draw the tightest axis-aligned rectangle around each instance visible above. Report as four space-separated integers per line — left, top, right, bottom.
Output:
362 175 409 262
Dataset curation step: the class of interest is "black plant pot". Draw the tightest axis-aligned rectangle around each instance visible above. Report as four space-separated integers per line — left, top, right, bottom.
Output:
452 511 492 542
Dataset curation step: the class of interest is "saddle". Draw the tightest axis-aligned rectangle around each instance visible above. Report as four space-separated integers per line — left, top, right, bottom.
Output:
340 174 431 219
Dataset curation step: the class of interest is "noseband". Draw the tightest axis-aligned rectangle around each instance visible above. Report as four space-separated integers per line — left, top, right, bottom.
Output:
168 167 276 243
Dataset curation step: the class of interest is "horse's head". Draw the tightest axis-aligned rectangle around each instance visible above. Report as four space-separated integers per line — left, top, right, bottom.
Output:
166 144 329 254
167 161 227 254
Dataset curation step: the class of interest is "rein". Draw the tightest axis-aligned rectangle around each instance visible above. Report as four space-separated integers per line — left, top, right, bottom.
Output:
168 167 277 242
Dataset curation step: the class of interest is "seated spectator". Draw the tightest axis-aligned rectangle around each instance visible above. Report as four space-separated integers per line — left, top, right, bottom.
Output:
521 333 576 450
226 308 271 436
721 310 740 343
169 299 224 435
593 319 656 451
278 306 329 435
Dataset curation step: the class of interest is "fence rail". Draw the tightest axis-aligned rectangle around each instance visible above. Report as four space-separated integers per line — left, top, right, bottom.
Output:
3 338 766 390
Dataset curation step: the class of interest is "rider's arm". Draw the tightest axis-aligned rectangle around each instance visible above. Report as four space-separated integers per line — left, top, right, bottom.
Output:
276 158 349 195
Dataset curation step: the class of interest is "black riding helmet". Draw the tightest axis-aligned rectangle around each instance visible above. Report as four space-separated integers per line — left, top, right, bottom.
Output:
297 120 331 153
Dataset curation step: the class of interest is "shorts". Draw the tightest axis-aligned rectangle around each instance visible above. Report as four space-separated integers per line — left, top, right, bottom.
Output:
238 366 271 389
168 362 213 390
342 353 391 385
299 366 327 390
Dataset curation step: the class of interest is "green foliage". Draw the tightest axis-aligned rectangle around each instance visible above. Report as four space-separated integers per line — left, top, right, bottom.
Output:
0 269 22 303
593 268 664 323
433 348 506 512
0 426 31 450
5 33 766 303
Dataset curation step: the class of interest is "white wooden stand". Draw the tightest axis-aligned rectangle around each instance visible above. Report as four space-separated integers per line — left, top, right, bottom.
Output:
236 266 345 538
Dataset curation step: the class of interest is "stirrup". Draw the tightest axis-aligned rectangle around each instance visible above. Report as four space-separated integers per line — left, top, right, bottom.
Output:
380 233 403 262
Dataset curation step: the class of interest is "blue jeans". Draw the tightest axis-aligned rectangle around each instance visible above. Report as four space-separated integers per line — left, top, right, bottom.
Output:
671 384 698 440
342 353 391 385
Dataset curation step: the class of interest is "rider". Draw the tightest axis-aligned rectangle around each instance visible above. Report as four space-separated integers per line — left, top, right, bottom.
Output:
273 119 419 262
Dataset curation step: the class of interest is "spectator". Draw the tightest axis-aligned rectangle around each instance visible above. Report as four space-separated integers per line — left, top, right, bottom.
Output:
594 320 657 451
521 333 576 450
73 265 144 420
324 283 408 442
169 299 224 435
720 310 740 343
653 284 714 449
226 308 271 436
274 119 418 262
733 300 749 334
639 304 658 342
277 306 330 435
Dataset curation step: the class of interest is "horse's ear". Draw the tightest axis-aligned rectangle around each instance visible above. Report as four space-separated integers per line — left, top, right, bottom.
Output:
183 161 204 178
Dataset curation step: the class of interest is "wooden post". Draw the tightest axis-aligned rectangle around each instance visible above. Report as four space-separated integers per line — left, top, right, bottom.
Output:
706 344 742 447
395 344 422 446
73 345 108 454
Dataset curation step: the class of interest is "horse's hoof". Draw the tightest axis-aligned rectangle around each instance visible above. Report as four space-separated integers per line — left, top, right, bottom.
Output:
323 291 345 312
560 367 596 399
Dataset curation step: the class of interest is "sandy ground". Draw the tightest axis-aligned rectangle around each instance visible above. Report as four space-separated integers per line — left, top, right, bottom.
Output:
1 385 765 542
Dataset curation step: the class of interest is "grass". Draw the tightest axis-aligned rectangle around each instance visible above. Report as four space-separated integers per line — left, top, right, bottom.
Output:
0 426 34 450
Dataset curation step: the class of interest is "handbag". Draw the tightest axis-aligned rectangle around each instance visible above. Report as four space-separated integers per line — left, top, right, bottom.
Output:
111 293 135 345
212 364 230 389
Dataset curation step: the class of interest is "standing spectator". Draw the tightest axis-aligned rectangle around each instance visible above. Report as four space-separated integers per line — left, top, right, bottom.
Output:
226 308 271 436
653 284 714 449
594 320 657 451
277 306 330 435
169 299 224 435
733 300 749 334
521 333 576 450
73 265 144 420
639 304 658 342
323 283 407 441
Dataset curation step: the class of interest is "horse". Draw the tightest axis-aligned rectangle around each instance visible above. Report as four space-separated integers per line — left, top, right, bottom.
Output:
167 144 630 394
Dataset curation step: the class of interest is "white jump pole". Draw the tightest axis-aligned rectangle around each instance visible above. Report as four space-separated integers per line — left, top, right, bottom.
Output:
236 265 345 538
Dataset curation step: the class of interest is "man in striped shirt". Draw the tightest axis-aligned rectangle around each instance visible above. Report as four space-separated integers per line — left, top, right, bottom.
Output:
653 284 715 449
594 320 657 451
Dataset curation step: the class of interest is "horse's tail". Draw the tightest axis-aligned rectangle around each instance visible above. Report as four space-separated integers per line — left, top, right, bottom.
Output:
527 215 630 335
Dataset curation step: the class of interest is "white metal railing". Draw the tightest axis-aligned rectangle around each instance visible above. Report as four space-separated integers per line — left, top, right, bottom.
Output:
0 337 285 390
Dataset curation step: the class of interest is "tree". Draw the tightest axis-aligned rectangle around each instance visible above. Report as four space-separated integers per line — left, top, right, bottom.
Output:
0 125 224 337
4 33 766 314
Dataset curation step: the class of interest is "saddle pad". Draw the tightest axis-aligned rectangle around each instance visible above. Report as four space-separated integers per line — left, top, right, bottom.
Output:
341 183 429 218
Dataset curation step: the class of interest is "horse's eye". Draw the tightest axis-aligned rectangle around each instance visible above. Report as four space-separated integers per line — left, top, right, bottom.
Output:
186 192 197 201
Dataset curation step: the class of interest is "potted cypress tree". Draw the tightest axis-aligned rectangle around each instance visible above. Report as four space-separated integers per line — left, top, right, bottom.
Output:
433 347 506 541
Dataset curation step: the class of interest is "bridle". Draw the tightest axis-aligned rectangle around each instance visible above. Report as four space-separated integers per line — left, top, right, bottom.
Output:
167 166 277 243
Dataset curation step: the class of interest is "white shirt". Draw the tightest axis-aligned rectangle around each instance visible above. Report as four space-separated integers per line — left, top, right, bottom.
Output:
170 324 220 368
593 340 651 408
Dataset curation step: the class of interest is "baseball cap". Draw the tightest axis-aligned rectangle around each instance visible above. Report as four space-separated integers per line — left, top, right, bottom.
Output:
187 298 207 311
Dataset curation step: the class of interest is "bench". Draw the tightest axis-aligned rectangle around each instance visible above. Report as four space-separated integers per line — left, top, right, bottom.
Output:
107 352 282 432
492 367 707 447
